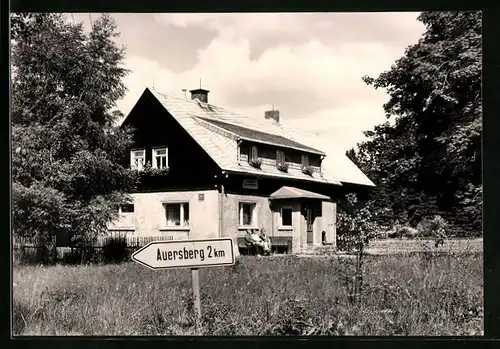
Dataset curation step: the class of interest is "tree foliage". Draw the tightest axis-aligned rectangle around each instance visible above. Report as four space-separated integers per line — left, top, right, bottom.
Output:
352 11 482 236
11 13 138 245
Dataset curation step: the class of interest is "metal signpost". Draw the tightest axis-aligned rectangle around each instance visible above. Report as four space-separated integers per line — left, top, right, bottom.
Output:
131 238 235 324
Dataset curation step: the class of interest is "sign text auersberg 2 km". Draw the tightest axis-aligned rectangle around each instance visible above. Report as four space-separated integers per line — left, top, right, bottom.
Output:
131 238 235 325
131 238 235 270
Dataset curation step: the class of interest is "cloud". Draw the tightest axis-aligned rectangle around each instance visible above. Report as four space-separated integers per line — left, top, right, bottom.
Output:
113 13 426 151
153 13 304 38
153 12 424 48
284 102 389 151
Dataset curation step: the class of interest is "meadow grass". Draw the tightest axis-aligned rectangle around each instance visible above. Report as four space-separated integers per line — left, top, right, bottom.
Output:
365 238 483 254
12 249 483 336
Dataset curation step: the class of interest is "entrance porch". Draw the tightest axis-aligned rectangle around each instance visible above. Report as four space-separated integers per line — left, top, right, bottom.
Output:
269 186 337 254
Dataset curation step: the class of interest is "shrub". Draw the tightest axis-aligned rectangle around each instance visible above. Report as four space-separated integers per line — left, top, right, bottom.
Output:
401 226 418 239
336 209 354 251
102 235 129 264
60 246 101 265
387 224 402 238
417 215 448 238
13 246 34 265
13 244 58 265
388 224 418 239
336 194 381 250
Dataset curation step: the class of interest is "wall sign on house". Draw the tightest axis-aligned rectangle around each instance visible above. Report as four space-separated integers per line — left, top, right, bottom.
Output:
242 179 259 190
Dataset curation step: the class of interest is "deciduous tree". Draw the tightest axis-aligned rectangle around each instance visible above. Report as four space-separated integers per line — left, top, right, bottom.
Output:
356 11 482 236
11 13 138 247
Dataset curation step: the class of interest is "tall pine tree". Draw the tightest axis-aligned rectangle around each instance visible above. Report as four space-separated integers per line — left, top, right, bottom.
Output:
11 13 138 246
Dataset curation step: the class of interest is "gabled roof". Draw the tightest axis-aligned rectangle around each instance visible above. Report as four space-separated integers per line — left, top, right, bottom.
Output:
269 186 331 200
129 88 374 187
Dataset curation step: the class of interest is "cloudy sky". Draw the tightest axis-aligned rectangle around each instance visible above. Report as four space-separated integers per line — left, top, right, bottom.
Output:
71 12 426 151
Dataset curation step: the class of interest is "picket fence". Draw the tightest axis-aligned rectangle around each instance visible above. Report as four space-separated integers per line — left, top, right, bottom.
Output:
13 233 174 249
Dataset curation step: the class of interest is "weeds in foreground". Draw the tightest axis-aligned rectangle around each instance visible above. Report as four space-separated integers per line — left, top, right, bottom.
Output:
12 251 483 336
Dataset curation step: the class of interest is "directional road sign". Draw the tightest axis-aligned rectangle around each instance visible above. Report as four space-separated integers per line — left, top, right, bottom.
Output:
131 238 235 270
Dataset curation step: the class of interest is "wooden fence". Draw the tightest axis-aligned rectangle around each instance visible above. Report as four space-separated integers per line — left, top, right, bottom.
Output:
13 233 174 249
13 233 179 264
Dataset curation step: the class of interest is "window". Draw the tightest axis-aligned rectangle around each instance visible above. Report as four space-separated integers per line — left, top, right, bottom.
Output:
281 207 293 227
276 150 286 165
130 149 145 170
115 203 135 229
164 203 189 227
120 204 134 213
301 154 309 168
250 146 259 162
152 147 168 169
239 202 257 226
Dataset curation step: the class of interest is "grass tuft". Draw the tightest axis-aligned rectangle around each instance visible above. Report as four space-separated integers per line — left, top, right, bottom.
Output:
13 250 483 336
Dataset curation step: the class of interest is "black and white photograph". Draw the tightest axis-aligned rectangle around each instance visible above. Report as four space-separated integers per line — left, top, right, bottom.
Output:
11 11 482 336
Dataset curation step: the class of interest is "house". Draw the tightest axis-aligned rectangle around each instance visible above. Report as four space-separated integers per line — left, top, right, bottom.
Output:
108 87 375 255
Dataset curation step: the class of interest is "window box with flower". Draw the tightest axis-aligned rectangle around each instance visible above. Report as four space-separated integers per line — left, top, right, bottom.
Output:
248 145 263 169
302 165 314 176
139 161 170 177
249 157 262 169
277 162 289 172
276 150 288 172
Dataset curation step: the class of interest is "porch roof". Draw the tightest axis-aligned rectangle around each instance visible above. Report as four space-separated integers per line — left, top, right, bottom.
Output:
269 186 331 200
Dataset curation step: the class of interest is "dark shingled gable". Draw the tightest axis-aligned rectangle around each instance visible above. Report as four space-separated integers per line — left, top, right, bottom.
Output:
200 117 325 155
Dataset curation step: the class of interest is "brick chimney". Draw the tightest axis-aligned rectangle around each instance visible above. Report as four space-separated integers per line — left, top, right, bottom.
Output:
265 110 280 123
190 88 210 103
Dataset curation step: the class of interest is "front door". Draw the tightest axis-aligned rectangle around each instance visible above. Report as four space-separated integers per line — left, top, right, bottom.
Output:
306 208 313 245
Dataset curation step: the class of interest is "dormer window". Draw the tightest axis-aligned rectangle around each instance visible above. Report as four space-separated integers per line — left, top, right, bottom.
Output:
130 149 145 170
248 145 262 169
250 146 259 162
152 147 168 169
276 150 286 165
276 150 289 172
301 154 314 175
301 154 309 168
